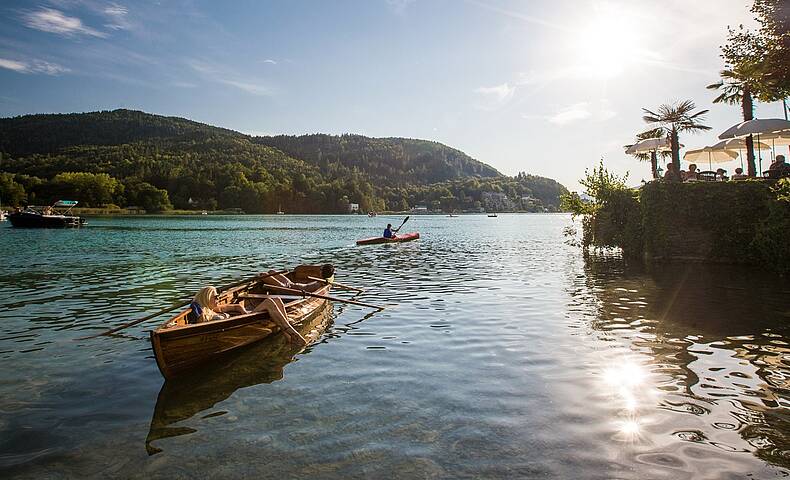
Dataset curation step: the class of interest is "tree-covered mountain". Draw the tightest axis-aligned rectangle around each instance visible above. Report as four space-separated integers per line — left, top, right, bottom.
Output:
255 134 501 185
0 109 243 156
0 109 567 213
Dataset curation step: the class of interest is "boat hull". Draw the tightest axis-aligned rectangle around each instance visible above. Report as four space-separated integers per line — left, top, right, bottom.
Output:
150 266 332 379
356 232 420 245
9 212 85 228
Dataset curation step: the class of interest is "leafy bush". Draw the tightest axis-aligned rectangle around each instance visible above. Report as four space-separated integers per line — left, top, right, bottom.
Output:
561 161 641 256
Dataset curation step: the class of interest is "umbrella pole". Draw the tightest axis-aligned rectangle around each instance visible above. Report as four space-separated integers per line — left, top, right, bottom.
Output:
708 151 712 172
758 134 762 176
739 147 743 170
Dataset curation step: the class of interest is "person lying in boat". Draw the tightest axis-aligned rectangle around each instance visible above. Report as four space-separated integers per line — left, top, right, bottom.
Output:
383 223 400 239
190 286 307 346
261 264 335 292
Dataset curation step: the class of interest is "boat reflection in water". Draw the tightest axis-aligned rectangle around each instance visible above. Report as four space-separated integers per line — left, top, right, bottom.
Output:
145 303 335 455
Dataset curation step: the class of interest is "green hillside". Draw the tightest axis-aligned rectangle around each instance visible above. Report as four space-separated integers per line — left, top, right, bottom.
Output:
0 109 567 213
255 134 501 185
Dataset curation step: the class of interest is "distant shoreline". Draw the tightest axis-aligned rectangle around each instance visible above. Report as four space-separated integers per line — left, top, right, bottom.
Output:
66 208 564 217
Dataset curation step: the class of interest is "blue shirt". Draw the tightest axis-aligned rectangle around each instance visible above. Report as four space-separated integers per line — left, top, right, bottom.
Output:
383 228 394 238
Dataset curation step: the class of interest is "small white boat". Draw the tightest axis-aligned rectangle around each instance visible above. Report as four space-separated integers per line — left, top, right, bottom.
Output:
0 210 6 222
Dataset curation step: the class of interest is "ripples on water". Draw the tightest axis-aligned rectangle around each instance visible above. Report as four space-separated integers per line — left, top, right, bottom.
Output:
0 214 788 479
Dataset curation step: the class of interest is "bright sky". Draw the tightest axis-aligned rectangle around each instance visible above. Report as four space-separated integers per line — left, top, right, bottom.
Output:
0 0 787 190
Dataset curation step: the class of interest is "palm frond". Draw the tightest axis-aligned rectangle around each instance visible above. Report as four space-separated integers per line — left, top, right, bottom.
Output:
707 81 724 90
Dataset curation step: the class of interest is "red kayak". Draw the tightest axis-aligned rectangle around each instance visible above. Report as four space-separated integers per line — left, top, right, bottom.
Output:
356 232 420 245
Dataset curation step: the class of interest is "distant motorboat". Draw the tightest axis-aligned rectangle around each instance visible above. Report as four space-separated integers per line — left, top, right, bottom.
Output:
487 213 498 218
201 211 208 215
368 212 377 217
276 205 285 215
9 200 86 228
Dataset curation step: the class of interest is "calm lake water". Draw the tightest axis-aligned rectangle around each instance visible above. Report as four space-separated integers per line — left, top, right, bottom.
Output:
1 214 788 479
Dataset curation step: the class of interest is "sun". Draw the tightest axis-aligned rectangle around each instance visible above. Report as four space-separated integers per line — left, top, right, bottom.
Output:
571 5 646 79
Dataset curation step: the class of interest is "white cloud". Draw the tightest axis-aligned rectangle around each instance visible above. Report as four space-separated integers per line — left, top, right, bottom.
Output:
524 100 617 126
103 3 131 30
222 80 272 96
0 58 28 73
475 83 515 103
188 59 274 96
22 7 106 37
549 104 592 125
0 57 70 75
262 59 277 65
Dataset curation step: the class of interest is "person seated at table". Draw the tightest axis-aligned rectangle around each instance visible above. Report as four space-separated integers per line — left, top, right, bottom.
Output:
715 168 728 181
683 164 699 182
767 155 790 178
769 154 787 170
731 167 748 180
663 163 678 181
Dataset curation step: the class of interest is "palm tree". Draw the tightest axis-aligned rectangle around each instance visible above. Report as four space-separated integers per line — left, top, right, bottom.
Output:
707 65 759 176
625 128 670 179
642 100 711 181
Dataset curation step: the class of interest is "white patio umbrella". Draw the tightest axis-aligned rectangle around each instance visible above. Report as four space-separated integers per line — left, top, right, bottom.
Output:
718 118 790 139
719 119 790 173
624 137 681 178
683 146 738 171
710 138 771 170
624 137 672 154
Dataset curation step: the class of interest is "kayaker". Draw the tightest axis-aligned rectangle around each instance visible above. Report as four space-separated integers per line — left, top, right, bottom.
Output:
383 223 400 239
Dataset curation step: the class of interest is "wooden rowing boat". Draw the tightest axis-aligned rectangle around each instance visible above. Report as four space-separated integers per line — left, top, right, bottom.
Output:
145 302 334 454
150 265 332 380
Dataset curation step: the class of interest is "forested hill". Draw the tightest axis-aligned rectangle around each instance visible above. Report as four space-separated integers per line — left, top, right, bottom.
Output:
0 109 242 156
0 109 567 213
255 134 501 185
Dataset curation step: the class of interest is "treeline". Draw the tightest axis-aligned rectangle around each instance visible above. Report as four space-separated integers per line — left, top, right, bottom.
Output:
0 110 567 213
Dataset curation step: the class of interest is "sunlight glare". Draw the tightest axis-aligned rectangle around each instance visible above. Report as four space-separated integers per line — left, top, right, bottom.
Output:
572 3 645 79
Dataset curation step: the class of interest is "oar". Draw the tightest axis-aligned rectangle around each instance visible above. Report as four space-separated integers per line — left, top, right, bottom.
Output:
396 215 410 231
75 270 288 340
244 285 385 311
306 276 364 293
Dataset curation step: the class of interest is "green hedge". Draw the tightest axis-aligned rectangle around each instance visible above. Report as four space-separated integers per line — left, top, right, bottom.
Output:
640 181 772 263
579 179 789 275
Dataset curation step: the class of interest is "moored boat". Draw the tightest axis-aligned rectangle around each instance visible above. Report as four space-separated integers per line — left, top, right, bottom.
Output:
150 265 333 379
356 232 420 245
9 200 86 228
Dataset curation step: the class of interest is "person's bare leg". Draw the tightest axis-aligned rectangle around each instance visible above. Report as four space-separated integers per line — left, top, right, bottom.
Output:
252 298 306 346
263 270 294 289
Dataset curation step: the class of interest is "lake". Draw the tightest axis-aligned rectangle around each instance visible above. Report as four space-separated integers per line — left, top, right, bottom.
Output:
0 214 788 479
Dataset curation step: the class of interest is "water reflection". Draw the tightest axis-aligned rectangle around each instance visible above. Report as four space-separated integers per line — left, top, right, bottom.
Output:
575 258 790 470
145 304 335 455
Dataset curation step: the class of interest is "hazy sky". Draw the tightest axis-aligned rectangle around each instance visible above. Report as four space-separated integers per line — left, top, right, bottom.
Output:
0 0 787 189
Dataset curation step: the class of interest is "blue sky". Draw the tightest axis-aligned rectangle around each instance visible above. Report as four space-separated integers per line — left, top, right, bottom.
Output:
0 0 787 189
